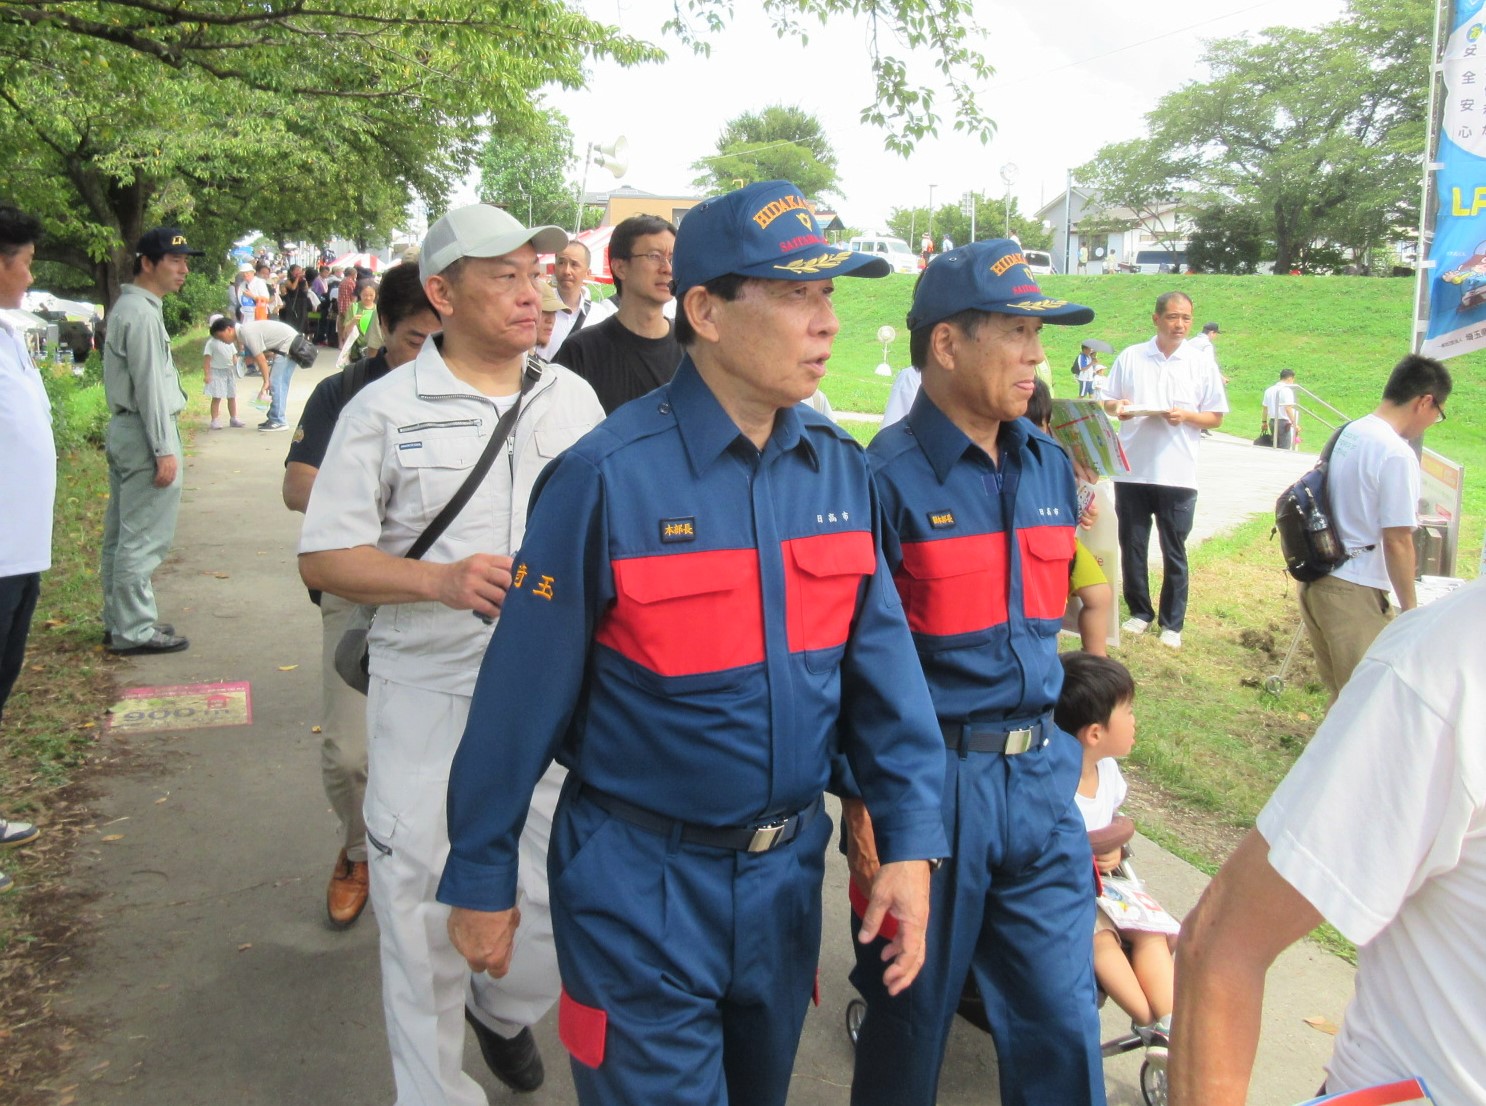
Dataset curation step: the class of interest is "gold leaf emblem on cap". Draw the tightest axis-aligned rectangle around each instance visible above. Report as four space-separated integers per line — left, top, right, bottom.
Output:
773 251 853 275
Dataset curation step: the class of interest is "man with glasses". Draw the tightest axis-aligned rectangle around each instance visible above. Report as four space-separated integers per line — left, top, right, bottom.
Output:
1298 353 1451 705
552 214 681 413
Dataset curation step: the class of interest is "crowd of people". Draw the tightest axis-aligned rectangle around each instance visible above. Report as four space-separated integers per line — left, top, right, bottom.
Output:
0 180 1475 1106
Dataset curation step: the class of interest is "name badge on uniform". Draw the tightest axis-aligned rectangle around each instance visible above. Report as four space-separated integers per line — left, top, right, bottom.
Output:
927 509 956 530
660 517 696 543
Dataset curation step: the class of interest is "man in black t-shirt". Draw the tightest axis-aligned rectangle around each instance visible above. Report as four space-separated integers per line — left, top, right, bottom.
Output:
281 261 441 932
552 214 680 413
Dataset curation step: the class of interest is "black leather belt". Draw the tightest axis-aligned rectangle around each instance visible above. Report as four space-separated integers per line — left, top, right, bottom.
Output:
940 715 1053 756
579 786 822 854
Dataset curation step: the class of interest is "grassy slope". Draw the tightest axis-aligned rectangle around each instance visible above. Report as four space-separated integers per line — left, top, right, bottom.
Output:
827 273 1486 563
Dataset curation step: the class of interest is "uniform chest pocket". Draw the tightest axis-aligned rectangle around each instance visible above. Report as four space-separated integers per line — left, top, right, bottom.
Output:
395 423 483 523
896 533 1008 637
596 549 765 678
783 531 874 655
1018 525 1075 621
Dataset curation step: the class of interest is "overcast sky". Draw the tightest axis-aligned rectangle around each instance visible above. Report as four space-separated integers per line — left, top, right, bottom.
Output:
488 0 1348 231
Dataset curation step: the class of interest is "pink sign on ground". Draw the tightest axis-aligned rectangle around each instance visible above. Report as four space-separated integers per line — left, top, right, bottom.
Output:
108 681 253 733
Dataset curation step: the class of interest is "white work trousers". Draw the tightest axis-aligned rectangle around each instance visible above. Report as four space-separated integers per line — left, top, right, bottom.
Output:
364 675 563 1106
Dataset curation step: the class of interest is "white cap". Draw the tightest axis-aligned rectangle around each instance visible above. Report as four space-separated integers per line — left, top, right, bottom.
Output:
420 204 568 282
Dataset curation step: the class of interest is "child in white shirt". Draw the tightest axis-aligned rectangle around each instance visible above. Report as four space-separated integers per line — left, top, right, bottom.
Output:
1055 652 1174 1043
203 316 243 429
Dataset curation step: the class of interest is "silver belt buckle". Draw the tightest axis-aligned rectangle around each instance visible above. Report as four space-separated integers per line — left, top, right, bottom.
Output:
748 818 790 853
1004 728 1035 755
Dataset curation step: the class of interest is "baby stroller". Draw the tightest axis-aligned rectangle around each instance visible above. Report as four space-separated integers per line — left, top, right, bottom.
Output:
844 815 1171 1106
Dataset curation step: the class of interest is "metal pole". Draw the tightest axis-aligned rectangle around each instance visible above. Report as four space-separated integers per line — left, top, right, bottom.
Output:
970 193 977 245
1412 0 1449 354
928 184 937 243
573 141 593 237
1063 169 1074 274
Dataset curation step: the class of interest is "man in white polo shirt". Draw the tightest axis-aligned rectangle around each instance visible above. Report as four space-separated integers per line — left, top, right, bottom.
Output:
1103 291 1228 649
238 316 303 431
534 238 591 361
1298 353 1449 705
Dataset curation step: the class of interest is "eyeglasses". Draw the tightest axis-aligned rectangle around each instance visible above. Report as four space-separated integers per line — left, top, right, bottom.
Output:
622 251 674 267
1433 397 1447 423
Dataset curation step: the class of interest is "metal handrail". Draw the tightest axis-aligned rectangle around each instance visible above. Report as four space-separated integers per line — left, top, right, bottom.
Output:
1289 384 1350 437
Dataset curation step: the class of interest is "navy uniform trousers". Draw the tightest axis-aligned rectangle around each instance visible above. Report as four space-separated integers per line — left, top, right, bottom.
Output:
849 727 1103 1106
551 778 833 1105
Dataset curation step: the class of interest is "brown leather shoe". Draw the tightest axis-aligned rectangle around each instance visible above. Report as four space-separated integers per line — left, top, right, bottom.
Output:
326 848 369 929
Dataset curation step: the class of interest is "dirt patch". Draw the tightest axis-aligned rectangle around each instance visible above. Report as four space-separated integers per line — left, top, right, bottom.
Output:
1120 765 1248 870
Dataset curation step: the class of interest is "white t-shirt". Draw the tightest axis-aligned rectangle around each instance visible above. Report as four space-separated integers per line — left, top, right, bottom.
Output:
0 319 56 576
203 337 237 372
881 366 921 429
1256 577 1486 1104
1106 337 1228 490
1262 382 1296 422
1326 414 1419 591
1075 757 1128 833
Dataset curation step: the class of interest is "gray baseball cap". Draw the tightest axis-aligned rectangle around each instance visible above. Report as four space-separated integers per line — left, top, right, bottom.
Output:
419 205 568 282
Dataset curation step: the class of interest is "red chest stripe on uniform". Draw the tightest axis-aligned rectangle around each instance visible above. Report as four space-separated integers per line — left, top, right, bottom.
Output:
895 533 1009 636
1018 525 1076 620
596 548 765 676
781 531 875 653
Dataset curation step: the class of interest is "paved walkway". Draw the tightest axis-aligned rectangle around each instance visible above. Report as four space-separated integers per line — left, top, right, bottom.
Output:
56 361 1347 1105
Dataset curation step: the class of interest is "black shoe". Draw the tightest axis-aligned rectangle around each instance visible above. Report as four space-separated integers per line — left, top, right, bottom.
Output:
464 1011 543 1092
103 623 174 648
107 631 189 656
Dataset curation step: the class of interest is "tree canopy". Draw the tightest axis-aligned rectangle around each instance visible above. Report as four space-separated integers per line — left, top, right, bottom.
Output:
1076 0 1429 273
479 109 582 231
1 0 994 307
692 105 842 199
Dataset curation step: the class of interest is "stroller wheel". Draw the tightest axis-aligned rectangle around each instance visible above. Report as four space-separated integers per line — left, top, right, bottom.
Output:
845 999 865 1046
1140 1049 1168 1106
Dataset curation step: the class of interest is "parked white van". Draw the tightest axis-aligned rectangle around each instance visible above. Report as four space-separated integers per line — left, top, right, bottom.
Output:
1022 249 1056 275
847 235 920 274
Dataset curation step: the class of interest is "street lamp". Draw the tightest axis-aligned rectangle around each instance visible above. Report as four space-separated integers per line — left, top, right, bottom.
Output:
999 163 1019 239
927 183 938 245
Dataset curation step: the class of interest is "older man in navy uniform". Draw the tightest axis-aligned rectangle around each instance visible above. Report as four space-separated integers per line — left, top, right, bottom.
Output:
438 180 948 1105
845 239 1107 1106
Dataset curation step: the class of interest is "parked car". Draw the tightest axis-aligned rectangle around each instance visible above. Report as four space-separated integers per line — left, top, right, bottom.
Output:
1133 249 1187 274
1022 249 1056 274
847 235 920 275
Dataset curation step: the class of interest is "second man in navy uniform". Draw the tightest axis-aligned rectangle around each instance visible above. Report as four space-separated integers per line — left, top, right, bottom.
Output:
845 239 1107 1106
437 180 948 1105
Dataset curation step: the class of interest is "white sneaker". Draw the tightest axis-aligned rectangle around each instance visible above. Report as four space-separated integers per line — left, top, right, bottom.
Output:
1121 617 1150 635
209 419 223 430
1159 629 1182 649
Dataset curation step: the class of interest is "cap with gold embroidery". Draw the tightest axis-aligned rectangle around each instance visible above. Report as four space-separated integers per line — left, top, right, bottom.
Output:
907 238 1093 331
672 179 889 295
136 227 204 257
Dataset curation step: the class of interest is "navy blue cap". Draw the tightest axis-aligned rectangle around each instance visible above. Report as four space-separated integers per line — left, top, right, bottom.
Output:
906 239 1093 331
135 227 204 257
673 180 889 295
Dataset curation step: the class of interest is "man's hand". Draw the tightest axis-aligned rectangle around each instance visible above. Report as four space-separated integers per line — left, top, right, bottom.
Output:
1164 407 1187 426
841 798 880 898
153 454 178 488
437 554 514 617
858 859 932 996
448 906 521 977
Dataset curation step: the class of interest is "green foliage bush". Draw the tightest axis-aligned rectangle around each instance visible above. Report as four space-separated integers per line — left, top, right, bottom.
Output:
41 367 109 453
162 271 227 337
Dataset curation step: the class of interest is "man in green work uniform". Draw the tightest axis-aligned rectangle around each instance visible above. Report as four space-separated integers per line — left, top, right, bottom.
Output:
101 227 200 655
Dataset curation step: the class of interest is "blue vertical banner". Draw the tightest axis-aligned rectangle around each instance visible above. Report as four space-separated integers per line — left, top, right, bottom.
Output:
1424 0 1486 359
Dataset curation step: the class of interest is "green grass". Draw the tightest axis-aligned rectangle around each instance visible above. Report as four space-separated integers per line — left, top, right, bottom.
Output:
824 272 1486 567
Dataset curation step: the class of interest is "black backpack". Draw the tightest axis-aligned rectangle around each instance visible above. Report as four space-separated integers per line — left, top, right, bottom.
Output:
1272 422 1373 582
